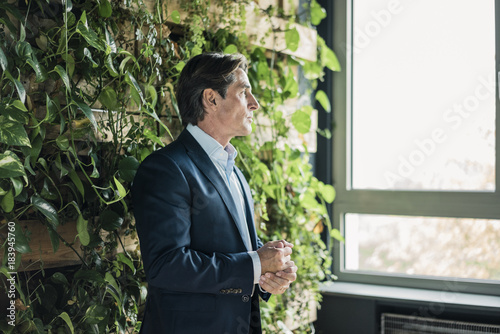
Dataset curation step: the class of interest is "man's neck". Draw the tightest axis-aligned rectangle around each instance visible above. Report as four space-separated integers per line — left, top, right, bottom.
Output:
196 120 230 148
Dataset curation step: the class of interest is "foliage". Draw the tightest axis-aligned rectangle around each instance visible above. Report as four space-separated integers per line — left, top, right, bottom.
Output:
0 0 339 332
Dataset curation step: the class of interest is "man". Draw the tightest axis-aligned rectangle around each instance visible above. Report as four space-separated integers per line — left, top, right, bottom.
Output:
132 52 297 334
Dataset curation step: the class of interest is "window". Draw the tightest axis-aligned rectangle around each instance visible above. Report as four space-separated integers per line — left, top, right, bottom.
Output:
332 0 500 295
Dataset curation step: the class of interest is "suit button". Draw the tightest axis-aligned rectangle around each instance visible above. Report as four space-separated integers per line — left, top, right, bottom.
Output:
242 295 250 302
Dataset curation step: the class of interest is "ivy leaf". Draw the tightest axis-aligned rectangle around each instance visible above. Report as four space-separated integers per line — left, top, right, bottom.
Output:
61 53 75 78
105 54 118 77
320 39 341 72
10 177 23 197
118 156 139 182
58 312 75 334
68 169 85 197
13 222 31 254
1 100 29 124
1 189 14 213
224 44 238 54
73 98 98 130
116 253 135 274
310 0 327 26
0 46 8 71
0 116 31 147
45 94 59 123
315 90 331 112
76 11 105 52
171 10 181 24
291 110 311 134
54 65 71 92
100 209 123 231
47 226 60 252
0 151 26 179
4 70 26 103
105 28 117 54
98 0 112 18
125 71 145 106
319 182 336 203
31 195 59 229
76 214 90 246
26 57 48 83
113 176 127 198
85 304 109 325
285 27 300 52
99 86 117 110
83 48 98 68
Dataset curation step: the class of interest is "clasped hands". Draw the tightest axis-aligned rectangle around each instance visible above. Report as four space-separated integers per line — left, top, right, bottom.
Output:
257 240 297 295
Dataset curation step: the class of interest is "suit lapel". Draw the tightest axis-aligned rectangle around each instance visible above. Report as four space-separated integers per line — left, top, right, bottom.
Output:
178 130 252 249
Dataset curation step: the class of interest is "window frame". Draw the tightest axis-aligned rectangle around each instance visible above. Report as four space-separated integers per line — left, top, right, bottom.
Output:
330 0 500 296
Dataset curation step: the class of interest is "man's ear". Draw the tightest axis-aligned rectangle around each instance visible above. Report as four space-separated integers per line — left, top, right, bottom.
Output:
202 88 218 110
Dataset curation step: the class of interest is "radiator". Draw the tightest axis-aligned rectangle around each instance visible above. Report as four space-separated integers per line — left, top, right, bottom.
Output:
381 313 500 334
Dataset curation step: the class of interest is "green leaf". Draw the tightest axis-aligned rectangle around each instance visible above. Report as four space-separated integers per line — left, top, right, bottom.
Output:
10 177 23 197
116 253 135 274
4 70 26 103
73 98 98 130
99 86 117 110
0 46 8 71
0 116 31 147
76 12 105 52
310 0 327 26
68 169 85 197
105 27 117 54
105 54 118 77
98 0 112 18
113 176 127 198
31 195 59 229
223 44 238 54
319 183 336 203
85 304 109 325
320 38 341 72
100 209 123 231
171 10 181 24
51 272 69 285
1 189 14 213
61 53 76 78
64 0 73 12
58 312 75 334
118 156 139 182
291 110 311 134
56 136 69 150
47 226 60 252
45 94 59 123
1 100 29 124
74 270 105 283
0 151 26 179
83 48 98 68
285 27 300 52
26 57 48 83
13 222 31 253
125 71 145 106
19 22 26 42
77 214 90 246
315 90 331 112
54 65 71 91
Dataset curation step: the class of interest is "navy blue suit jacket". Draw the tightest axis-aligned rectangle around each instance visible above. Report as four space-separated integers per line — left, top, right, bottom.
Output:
132 129 270 333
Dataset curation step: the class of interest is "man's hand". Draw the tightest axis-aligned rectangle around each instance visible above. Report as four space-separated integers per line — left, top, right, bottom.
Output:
257 240 293 274
259 261 298 295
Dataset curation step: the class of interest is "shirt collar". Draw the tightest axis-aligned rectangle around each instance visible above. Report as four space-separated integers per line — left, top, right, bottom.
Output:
186 124 238 173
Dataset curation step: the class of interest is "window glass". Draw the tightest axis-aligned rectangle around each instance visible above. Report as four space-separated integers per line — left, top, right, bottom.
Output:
351 0 496 190
345 213 500 280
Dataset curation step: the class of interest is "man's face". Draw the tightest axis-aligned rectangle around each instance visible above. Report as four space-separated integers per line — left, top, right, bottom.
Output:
213 68 259 139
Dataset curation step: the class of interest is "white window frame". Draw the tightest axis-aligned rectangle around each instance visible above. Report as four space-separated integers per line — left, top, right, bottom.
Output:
331 0 500 296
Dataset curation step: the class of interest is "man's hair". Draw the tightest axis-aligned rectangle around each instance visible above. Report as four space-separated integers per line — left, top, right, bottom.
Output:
176 52 248 126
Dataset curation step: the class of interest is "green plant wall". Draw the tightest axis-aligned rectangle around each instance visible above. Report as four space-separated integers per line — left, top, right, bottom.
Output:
0 0 340 332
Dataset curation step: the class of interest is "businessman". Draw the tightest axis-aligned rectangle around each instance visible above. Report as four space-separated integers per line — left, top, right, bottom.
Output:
132 52 297 333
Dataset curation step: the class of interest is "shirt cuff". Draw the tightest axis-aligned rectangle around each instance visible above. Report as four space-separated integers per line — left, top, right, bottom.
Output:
248 251 261 284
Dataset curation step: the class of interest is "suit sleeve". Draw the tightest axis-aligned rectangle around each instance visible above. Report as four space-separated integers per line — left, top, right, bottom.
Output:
132 152 255 295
